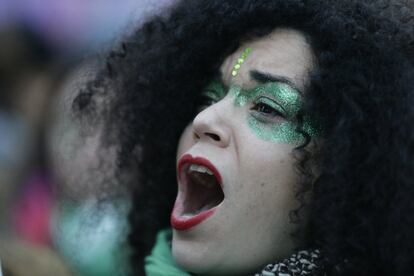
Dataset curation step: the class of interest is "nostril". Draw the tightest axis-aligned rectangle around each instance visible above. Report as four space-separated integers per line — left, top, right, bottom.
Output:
205 132 220 141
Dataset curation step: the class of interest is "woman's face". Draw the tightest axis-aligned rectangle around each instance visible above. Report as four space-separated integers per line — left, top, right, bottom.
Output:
172 28 315 275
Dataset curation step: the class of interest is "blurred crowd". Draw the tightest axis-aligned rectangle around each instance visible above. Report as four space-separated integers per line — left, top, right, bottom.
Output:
0 0 175 275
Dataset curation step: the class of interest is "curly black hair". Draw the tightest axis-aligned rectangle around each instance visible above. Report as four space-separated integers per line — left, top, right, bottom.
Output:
73 0 414 275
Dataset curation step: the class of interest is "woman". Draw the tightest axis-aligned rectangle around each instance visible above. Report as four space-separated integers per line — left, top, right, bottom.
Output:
73 0 414 275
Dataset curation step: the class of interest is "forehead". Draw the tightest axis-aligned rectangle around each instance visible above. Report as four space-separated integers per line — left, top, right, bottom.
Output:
220 28 314 90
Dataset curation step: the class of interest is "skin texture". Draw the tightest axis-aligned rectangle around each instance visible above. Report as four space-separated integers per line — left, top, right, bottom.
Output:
172 28 314 275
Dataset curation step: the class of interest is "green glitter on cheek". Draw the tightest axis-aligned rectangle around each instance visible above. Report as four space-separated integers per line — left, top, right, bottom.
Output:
248 114 322 144
248 116 303 144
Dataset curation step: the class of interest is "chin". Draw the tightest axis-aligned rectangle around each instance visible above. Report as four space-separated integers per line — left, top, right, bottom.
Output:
171 233 260 276
172 239 211 274
172 232 231 275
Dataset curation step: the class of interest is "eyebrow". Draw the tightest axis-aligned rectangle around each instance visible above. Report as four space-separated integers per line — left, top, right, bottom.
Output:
250 70 303 95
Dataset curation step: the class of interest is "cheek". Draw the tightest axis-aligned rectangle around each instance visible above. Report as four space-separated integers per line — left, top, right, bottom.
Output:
238 143 298 214
223 145 301 264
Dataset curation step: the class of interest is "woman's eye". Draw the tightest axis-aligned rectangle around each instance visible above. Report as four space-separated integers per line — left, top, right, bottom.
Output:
252 102 284 118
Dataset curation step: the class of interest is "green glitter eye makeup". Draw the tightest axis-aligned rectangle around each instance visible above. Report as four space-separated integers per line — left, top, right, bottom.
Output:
197 78 321 144
230 82 301 118
202 80 227 102
262 83 301 119
228 81 320 144
197 80 227 111
251 97 285 119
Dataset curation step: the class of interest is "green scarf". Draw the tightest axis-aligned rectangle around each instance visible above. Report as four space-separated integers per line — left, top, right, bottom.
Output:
145 229 190 276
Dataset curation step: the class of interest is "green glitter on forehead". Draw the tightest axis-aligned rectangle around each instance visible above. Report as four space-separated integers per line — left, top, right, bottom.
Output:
231 48 252 77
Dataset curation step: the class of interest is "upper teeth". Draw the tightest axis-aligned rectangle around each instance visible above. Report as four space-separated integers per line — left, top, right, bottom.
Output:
188 164 214 175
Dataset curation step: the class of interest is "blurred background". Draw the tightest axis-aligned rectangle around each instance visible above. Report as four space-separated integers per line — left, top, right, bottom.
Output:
2 1 414 276
0 0 175 275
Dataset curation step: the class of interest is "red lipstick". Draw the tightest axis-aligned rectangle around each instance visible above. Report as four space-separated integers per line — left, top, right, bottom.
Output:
171 154 222 231
171 202 216 231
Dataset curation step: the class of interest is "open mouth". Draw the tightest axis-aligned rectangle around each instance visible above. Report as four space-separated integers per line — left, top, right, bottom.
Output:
182 163 224 215
171 155 225 230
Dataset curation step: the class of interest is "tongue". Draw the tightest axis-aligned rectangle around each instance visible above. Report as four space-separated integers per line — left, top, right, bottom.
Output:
183 171 224 216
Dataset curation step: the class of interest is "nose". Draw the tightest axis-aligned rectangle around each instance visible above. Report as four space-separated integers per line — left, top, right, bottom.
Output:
192 99 231 148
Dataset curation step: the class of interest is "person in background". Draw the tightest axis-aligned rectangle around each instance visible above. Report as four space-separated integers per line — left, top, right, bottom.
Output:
0 27 72 276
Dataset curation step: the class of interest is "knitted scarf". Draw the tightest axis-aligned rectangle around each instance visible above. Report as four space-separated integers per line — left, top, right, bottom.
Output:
255 249 322 276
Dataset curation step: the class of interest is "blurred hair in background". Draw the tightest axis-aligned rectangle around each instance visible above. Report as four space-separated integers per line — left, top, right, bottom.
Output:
0 0 175 275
